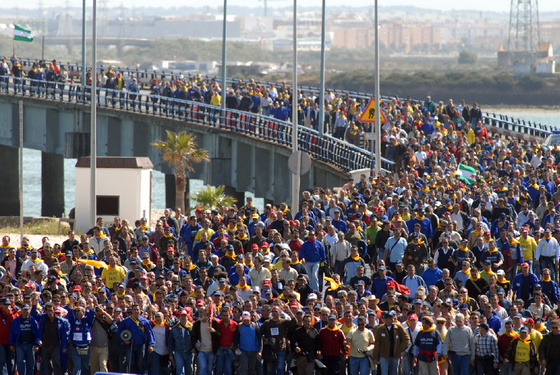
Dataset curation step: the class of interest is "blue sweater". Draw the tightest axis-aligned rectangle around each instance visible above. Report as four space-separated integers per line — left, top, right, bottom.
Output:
300 240 326 263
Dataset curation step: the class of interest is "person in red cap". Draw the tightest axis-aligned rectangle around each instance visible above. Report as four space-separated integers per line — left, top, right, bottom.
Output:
168 308 194 375
402 311 421 375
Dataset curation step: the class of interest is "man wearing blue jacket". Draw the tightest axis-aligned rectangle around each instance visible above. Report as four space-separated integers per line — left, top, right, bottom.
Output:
300 230 326 291
68 306 95 375
168 309 193 375
10 304 40 375
37 302 70 375
118 304 155 374
512 262 540 302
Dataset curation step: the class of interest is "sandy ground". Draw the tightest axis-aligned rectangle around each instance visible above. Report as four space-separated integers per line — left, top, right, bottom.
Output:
0 209 168 249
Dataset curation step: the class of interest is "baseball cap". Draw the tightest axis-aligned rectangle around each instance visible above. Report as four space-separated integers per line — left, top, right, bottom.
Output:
290 301 299 308
384 311 396 318
263 279 272 287
328 315 337 320
357 280 365 286
308 293 318 300
496 270 505 276
21 304 30 310
0 297 10 305
242 311 251 320
378 266 386 271
251 244 259 251
521 262 530 268
519 326 529 333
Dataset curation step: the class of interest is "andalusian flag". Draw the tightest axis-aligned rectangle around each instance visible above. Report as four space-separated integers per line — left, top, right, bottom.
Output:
457 164 477 185
14 25 33 42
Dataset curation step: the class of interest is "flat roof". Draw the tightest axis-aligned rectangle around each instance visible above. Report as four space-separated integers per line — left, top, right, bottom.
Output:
76 157 153 169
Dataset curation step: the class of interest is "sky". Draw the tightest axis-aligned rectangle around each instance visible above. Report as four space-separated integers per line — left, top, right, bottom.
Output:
8 0 560 13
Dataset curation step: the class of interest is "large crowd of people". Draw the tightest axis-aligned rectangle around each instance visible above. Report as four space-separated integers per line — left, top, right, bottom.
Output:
2 54 560 375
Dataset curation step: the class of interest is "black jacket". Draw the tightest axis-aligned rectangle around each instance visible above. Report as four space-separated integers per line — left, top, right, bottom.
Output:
191 319 221 354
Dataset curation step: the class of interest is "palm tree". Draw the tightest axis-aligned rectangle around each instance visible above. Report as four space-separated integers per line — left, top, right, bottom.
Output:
152 130 210 212
189 185 237 210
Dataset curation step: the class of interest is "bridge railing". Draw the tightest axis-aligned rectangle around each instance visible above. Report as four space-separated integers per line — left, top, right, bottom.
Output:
0 75 394 172
14 58 557 140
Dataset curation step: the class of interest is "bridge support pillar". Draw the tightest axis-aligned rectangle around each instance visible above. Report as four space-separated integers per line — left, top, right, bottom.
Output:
42 152 65 217
223 186 245 208
165 174 176 210
0 145 20 216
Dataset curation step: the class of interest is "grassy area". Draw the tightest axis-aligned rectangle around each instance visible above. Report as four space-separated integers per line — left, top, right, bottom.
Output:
2 220 64 235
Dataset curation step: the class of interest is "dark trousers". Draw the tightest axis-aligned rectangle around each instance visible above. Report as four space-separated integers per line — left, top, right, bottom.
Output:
322 355 341 375
42 345 62 375
476 357 495 375
546 361 560 375
121 343 146 374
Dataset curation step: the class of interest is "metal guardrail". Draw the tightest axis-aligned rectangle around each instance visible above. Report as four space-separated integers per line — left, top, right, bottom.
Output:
15 58 557 140
0 75 394 172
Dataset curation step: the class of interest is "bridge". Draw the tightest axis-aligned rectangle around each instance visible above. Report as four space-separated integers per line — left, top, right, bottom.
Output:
0 67 554 222
0 76 382 221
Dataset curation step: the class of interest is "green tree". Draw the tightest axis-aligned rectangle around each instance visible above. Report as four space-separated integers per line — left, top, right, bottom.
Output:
152 131 209 213
189 185 237 211
458 50 478 64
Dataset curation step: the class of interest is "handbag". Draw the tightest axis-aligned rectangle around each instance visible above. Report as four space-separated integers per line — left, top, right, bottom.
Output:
76 346 89 356
261 343 277 363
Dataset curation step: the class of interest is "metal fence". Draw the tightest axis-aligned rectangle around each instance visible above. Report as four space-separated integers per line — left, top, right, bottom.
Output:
15 58 557 139
0 75 393 172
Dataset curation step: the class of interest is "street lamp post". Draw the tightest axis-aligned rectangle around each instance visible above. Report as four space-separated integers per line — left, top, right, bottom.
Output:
291 0 300 217
90 0 97 225
374 0 381 175
221 0 227 123
319 0 326 137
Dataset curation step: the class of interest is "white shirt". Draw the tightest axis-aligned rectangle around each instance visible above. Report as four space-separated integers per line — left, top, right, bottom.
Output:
535 237 560 261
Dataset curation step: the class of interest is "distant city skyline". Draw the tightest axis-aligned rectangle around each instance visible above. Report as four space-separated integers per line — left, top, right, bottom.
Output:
4 0 560 13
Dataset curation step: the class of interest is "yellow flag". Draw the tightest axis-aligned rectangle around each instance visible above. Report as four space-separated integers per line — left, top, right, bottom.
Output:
77 259 109 269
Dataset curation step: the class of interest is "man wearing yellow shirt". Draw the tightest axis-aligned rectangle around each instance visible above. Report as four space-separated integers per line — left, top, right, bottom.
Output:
517 227 538 273
504 326 538 375
101 255 126 290
194 219 215 243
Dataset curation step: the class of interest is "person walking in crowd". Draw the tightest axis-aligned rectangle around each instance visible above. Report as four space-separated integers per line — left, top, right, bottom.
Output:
2 72 560 375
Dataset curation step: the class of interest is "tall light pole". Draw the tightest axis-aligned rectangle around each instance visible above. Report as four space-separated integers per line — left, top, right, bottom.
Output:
318 0 326 137
220 0 227 123
291 0 300 217
81 0 86 94
90 0 97 225
374 0 381 175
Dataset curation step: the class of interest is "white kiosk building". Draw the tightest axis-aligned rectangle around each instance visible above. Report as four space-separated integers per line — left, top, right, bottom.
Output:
74 157 153 232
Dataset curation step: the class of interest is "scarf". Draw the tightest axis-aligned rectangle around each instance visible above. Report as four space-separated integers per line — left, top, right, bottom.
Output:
503 330 517 338
508 239 519 246
95 232 106 239
469 274 481 281
152 320 165 327
130 315 145 333
487 247 498 253
291 260 302 265
420 326 436 333
325 323 342 331
237 233 248 241
142 259 153 267
518 337 531 345
225 253 237 260
178 321 193 329
542 276 552 282
473 229 482 237
351 254 361 262
535 325 546 333
30 257 43 263
416 214 425 221
140 225 149 231
237 285 250 291
324 276 342 291
186 263 197 271
163 233 174 238
0 244 10 249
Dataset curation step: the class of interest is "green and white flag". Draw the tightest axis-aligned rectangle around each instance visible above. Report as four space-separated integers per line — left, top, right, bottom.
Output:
14 25 33 42
457 164 477 185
